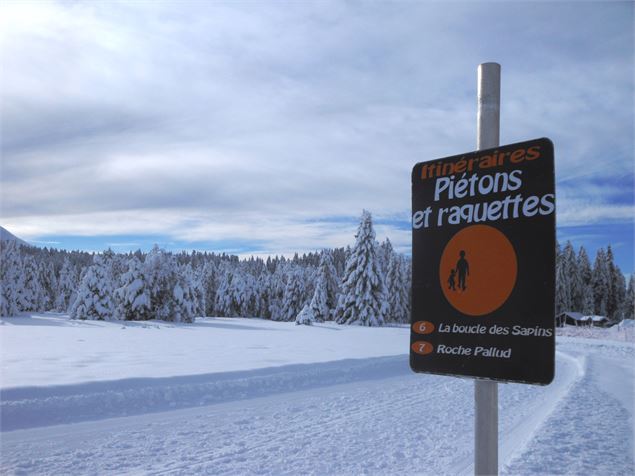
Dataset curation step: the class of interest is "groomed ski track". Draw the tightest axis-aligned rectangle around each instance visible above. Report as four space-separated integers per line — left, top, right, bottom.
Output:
4 338 631 475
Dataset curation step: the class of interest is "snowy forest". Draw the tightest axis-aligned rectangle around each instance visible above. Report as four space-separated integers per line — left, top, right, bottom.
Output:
1 211 633 325
0 211 410 326
555 241 633 322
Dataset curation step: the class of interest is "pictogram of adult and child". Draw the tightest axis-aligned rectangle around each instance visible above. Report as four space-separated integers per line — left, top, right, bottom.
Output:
448 250 469 292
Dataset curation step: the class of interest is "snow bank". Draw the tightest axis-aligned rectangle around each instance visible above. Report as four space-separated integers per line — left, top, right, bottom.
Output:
557 320 635 343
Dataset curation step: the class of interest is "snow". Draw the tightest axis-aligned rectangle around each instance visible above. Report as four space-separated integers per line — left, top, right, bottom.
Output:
558 320 635 342
0 313 408 389
1 314 634 475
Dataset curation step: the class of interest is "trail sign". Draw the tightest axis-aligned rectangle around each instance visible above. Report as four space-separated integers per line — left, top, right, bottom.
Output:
410 137 555 385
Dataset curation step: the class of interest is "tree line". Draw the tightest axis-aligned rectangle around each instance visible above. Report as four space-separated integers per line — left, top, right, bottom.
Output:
0 211 410 326
1 214 632 325
556 241 634 322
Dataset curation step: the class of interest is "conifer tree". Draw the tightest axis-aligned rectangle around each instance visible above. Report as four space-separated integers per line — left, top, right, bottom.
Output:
591 248 609 316
555 242 570 315
200 261 217 316
378 238 394 275
191 264 206 317
242 272 259 317
623 275 634 320
334 210 387 326
386 254 409 323
70 255 115 320
229 269 257 317
605 246 625 321
280 268 306 322
172 264 197 323
612 269 626 321
38 261 58 311
268 267 287 321
55 257 78 312
577 246 593 309
115 256 152 321
214 266 235 317
256 271 271 319
19 255 45 312
582 283 595 316
324 253 340 304
577 247 592 282
295 304 314 325
562 241 580 311
144 245 180 321
0 241 22 316
308 263 329 322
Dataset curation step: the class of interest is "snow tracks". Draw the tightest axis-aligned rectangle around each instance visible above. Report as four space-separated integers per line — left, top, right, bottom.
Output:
1 355 409 431
2 341 632 475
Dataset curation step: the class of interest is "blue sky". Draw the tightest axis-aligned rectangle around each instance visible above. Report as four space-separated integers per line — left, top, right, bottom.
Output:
1 1 633 273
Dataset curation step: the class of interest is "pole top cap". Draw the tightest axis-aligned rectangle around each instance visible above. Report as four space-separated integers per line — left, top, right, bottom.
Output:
478 62 501 70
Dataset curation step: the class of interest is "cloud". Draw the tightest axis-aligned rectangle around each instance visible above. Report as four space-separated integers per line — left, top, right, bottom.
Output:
5 208 411 256
1 0 632 258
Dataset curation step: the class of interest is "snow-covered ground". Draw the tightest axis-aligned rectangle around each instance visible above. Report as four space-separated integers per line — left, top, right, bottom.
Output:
557 319 635 342
0 313 408 389
1 314 633 475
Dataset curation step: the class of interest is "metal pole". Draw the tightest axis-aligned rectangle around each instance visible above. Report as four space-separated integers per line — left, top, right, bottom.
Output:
475 62 500 476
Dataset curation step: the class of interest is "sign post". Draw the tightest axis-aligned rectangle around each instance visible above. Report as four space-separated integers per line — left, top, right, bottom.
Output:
475 62 501 476
410 63 555 476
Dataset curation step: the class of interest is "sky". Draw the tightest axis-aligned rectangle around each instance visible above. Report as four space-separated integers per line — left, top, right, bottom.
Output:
1 0 633 273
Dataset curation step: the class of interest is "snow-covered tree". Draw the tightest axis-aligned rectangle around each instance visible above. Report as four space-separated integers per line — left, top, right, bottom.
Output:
268 267 287 321
225 268 258 317
555 241 571 315
612 268 626 321
591 248 609 316
18 254 45 312
295 304 314 325
256 271 271 319
172 264 197 323
386 254 409 323
280 267 306 322
115 256 152 321
319 251 340 320
623 274 634 320
577 246 592 311
70 255 115 320
562 241 580 311
191 264 206 317
581 283 595 316
307 262 330 322
402 256 412 316
334 210 387 326
38 260 57 311
214 265 237 317
144 245 180 321
0 241 22 316
200 261 217 316
378 238 394 275
605 246 625 321
55 257 78 312
240 272 259 317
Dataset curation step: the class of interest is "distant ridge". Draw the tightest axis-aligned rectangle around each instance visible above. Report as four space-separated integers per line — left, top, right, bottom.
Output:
0 226 29 246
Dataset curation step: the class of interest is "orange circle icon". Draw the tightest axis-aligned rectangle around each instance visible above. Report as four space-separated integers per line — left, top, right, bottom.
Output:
412 321 435 335
411 341 434 356
439 224 517 316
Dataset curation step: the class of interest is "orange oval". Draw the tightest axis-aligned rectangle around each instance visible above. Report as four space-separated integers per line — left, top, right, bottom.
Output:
411 341 434 356
412 321 435 335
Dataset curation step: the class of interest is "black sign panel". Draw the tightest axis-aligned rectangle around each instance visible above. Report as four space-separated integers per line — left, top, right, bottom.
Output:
410 138 555 385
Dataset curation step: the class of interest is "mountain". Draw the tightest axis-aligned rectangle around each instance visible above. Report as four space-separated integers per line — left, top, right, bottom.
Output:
0 226 29 246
